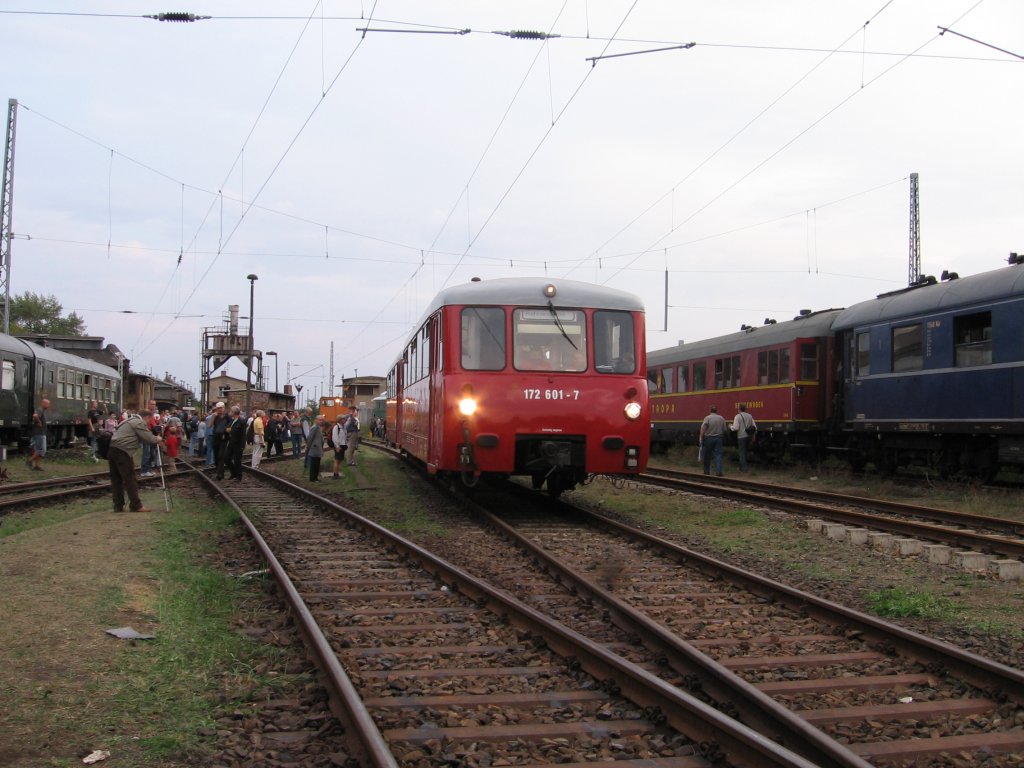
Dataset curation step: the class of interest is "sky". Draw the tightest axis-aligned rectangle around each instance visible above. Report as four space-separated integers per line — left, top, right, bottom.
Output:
1 1 1021 403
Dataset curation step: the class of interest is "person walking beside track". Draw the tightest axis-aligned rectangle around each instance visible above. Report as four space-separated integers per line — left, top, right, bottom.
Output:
699 404 727 477
26 398 50 472
108 408 164 513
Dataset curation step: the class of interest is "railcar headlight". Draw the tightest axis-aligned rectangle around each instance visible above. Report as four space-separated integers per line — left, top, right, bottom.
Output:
624 402 642 420
459 397 477 416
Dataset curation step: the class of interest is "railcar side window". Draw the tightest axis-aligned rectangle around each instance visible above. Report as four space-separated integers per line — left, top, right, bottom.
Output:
648 366 677 393
954 312 992 367
58 368 66 398
714 356 740 389
856 332 871 376
677 365 689 392
461 307 506 370
692 362 707 391
1 361 14 390
593 311 635 373
799 344 819 380
513 308 587 372
892 324 923 372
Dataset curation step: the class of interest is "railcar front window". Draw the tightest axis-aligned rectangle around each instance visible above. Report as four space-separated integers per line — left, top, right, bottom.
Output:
461 307 506 370
514 307 587 371
593 310 635 373
1 361 13 390
954 312 992 367
892 324 923 372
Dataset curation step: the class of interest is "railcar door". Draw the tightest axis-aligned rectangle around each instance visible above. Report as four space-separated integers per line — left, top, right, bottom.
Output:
426 314 444 471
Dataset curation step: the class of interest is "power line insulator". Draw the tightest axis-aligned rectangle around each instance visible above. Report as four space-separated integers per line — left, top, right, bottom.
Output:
145 12 211 23
496 30 560 40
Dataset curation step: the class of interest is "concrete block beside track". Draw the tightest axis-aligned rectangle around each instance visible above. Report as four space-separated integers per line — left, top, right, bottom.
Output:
953 551 995 572
823 523 849 540
868 532 895 551
895 538 923 557
988 559 1024 581
845 528 870 545
805 519 825 533
923 544 954 565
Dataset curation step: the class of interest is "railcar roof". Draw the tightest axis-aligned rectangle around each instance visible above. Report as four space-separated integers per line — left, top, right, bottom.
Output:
648 309 844 364
832 263 1024 330
424 277 645 316
22 338 121 377
0 333 34 358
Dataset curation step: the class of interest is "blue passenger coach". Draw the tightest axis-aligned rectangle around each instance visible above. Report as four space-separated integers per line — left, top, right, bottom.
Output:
832 261 1024 477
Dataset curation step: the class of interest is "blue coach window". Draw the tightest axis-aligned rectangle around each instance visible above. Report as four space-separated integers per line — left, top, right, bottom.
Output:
892 324 923 372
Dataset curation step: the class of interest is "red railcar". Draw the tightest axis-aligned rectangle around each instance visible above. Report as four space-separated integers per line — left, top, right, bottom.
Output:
386 277 648 495
647 310 842 459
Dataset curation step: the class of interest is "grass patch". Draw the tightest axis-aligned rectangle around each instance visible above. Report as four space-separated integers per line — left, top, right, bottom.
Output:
865 587 959 620
93 501 286 761
705 508 764 527
272 448 450 538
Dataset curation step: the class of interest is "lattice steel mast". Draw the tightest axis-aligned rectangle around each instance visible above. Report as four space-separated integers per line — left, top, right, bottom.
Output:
0 99 18 334
908 172 921 285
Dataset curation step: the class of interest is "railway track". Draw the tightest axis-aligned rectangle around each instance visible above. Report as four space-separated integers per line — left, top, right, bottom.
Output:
199 466 822 768
457 482 1024 765
0 469 128 514
642 467 1024 565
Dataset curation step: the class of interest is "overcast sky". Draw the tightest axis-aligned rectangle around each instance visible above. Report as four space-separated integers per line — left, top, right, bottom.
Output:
1 1 1020 402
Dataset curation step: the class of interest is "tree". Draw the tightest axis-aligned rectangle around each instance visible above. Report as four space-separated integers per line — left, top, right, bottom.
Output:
7 292 87 335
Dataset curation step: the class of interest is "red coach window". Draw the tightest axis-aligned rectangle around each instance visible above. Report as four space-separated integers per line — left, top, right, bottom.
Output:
461 307 506 370
594 310 636 374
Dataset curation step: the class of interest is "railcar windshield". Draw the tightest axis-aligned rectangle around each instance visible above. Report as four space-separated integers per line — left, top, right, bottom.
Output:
461 307 506 370
513 308 587 372
593 310 636 374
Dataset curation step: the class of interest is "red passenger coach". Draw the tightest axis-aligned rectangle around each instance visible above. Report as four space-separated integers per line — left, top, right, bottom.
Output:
647 309 842 459
386 277 648 496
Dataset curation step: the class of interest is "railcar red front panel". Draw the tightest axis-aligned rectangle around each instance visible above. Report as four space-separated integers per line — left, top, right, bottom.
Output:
433 370 648 475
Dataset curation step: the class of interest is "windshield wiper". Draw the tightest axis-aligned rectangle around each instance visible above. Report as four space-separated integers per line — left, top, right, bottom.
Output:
547 301 578 350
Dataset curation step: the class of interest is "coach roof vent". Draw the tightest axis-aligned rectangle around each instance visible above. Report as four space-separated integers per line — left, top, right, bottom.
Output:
941 270 959 281
471 276 482 282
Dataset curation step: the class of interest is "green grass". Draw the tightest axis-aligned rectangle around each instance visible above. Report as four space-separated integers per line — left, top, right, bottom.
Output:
94 502 293 762
865 587 959 620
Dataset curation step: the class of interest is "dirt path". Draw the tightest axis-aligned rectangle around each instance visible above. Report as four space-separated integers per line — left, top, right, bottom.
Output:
0 502 163 766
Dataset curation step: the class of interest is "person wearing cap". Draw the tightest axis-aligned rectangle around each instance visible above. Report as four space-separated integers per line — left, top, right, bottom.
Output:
108 408 164 512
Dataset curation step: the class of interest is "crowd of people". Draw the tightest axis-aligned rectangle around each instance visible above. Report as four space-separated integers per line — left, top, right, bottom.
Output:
77 399 367 512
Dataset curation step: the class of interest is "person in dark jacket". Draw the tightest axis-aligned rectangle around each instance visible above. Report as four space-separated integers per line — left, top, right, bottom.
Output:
305 414 325 481
210 402 230 479
224 405 246 481
108 409 164 513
